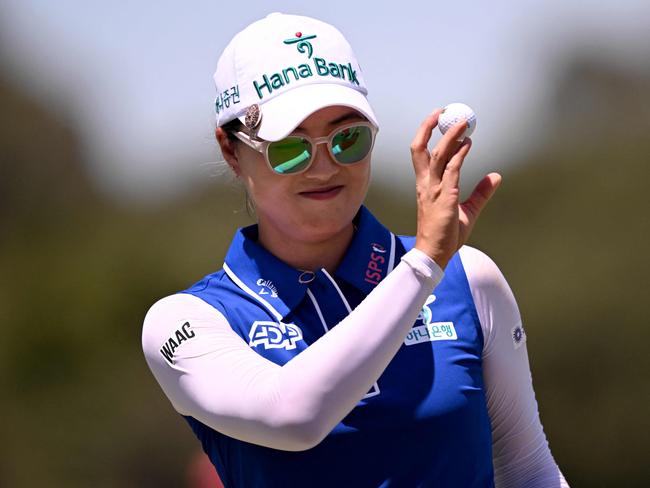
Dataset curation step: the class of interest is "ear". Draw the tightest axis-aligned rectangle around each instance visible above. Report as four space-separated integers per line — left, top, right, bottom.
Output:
215 127 241 176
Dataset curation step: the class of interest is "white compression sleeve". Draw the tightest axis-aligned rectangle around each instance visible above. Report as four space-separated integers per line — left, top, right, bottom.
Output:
459 246 570 488
142 248 442 452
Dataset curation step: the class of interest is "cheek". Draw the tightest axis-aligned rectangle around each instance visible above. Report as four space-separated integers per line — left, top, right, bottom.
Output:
237 158 294 215
235 148 271 194
351 160 371 200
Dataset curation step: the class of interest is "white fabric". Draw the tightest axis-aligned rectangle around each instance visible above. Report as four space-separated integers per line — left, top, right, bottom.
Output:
243 82 379 142
459 247 569 487
142 246 569 486
213 12 378 139
142 248 441 451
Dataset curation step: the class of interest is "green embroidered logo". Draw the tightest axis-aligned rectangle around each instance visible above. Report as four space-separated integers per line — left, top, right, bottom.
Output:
283 32 317 59
251 31 359 100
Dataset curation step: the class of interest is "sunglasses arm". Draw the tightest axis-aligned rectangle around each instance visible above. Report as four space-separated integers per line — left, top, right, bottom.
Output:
232 131 267 153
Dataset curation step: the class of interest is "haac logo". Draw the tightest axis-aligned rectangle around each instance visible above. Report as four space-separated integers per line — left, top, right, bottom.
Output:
249 321 304 350
252 31 360 99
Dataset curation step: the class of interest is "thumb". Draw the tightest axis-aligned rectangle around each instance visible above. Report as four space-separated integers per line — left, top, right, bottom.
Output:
460 172 502 226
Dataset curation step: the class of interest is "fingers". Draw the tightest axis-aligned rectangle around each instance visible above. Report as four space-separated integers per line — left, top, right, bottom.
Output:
460 172 502 225
410 109 442 177
431 120 470 180
442 137 472 191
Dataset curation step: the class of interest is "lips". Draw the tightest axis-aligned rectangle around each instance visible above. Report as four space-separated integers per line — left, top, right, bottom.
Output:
298 185 344 200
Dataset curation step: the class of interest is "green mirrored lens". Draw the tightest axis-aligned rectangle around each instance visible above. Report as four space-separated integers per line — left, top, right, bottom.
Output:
331 126 373 164
267 137 312 174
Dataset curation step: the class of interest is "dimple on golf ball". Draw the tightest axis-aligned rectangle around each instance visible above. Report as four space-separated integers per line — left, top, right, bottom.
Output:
438 103 476 141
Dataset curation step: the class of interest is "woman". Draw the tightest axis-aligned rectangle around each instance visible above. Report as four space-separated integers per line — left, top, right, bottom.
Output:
142 13 569 487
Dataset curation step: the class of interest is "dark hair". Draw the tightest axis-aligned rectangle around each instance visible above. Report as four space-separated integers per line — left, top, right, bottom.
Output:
217 118 256 217
220 118 244 143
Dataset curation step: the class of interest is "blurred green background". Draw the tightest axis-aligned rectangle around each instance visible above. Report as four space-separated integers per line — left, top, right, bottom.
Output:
2 7 650 488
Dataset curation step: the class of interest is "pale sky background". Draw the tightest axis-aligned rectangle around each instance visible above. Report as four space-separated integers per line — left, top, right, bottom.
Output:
1 0 648 203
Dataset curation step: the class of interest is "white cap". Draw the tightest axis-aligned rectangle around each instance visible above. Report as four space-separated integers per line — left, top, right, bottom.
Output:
213 13 378 141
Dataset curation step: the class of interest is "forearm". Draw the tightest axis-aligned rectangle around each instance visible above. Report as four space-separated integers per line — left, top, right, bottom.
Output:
272 248 441 446
143 248 442 451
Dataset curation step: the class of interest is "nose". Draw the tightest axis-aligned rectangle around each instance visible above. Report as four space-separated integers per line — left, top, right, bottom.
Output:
303 143 339 179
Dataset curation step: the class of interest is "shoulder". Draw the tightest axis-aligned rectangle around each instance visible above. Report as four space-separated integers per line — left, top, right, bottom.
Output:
141 293 229 361
458 246 522 353
397 239 507 291
141 293 249 415
458 245 499 274
458 245 510 294
183 267 232 297
143 292 222 325
173 267 249 322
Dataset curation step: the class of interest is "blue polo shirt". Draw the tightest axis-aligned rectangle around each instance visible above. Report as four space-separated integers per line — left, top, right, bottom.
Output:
182 206 494 487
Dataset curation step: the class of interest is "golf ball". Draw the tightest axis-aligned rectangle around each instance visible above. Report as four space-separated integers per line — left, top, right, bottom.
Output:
438 103 476 141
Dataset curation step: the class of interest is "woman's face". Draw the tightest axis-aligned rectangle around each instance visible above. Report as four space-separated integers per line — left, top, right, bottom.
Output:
230 105 372 244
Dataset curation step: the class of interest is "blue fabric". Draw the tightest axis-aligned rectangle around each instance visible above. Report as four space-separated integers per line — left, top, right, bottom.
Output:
181 206 494 487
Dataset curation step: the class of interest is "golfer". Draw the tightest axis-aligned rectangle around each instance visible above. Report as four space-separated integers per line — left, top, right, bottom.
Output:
142 13 569 487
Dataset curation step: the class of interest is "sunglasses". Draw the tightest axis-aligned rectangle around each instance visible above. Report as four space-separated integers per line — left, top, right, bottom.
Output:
232 121 378 175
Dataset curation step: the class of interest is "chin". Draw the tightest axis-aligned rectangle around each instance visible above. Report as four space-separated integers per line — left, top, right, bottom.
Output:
300 223 348 243
292 207 358 242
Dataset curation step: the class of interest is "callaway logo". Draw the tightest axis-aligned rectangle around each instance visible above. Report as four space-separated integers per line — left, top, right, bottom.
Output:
252 32 359 100
283 32 317 58
249 321 304 350
256 278 278 298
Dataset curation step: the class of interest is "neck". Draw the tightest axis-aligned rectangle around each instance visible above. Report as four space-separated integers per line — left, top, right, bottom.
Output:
257 222 355 273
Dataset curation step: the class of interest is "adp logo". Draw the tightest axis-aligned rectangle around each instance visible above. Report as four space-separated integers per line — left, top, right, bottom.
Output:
249 321 304 350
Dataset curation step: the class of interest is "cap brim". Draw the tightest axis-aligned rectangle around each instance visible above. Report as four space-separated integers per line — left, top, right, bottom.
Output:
239 83 379 141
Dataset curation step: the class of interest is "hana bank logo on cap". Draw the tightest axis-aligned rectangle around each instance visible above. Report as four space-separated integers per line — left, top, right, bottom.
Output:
283 31 317 58
250 31 360 101
213 13 378 141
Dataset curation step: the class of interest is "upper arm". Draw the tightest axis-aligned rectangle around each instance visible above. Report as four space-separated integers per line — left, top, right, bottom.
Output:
141 294 301 448
459 246 569 488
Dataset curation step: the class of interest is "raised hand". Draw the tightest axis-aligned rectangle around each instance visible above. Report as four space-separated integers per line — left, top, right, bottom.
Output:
410 109 502 269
